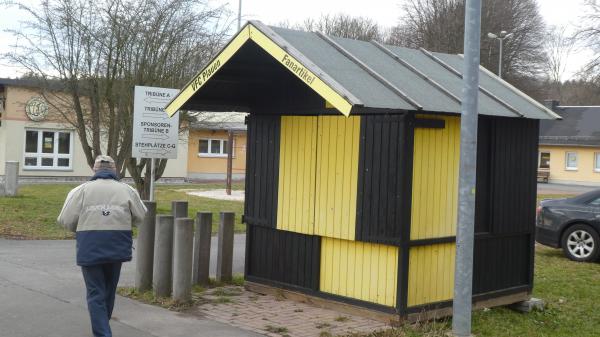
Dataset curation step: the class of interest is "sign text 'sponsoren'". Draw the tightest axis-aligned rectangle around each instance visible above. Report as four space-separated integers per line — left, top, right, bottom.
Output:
132 86 180 159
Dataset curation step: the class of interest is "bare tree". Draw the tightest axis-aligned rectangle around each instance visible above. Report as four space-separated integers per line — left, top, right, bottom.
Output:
556 79 600 105
544 25 575 100
394 0 548 98
279 14 386 42
3 0 232 198
575 0 600 84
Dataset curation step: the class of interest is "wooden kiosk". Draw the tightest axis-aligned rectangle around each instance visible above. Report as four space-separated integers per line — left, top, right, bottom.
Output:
165 21 560 321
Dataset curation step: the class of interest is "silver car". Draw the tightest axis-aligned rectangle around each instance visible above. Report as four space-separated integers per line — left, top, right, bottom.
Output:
536 190 600 262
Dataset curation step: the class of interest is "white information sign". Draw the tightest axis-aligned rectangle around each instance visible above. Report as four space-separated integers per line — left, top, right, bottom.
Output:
132 86 180 159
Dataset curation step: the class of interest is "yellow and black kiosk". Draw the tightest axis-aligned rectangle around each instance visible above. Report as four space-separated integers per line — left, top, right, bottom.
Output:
165 21 560 321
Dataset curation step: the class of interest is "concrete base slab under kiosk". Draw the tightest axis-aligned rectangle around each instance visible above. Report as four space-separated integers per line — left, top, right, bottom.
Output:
245 281 531 325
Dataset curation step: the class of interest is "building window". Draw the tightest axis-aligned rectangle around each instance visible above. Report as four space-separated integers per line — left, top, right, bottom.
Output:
24 130 73 170
199 138 230 157
565 151 578 171
595 153 600 172
539 152 550 169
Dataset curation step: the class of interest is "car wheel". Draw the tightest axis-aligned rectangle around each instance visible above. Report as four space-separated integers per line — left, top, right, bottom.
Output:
561 224 600 262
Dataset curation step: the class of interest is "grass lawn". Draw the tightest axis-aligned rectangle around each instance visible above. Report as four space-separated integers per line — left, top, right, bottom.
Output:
0 182 245 240
6 185 599 336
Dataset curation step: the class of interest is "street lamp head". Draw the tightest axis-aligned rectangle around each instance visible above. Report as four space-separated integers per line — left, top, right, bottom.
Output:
504 32 513 39
487 32 498 39
500 30 508 36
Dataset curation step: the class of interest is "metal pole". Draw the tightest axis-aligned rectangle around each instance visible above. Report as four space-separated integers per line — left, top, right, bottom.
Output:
498 38 503 78
226 130 233 195
149 158 155 201
237 0 242 30
452 0 481 336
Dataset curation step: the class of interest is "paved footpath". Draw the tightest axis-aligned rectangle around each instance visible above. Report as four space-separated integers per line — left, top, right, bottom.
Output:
0 235 262 337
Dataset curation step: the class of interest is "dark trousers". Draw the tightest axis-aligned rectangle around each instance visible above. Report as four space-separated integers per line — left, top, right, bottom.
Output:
81 262 122 337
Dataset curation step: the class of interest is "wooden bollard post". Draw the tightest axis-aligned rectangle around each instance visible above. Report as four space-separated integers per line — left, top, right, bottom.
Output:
171 200 188 219
4 161 19 197
135 201 156 292
153 215 174 297
192 212 212 285
173 218 194 302
216 212 234 282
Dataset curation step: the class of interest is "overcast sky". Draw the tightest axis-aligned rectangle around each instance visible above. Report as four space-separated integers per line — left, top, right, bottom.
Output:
0 0 593 80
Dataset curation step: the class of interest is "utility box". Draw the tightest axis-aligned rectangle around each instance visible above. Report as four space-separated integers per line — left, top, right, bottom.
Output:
165 21 560 321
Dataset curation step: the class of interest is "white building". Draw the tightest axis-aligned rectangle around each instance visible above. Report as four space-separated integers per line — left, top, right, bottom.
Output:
0 78 188 182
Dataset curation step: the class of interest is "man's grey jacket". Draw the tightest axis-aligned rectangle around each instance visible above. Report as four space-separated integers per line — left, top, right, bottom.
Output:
57 177 147 266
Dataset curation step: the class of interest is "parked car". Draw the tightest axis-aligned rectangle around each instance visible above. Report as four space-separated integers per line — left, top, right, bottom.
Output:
536 190 600 262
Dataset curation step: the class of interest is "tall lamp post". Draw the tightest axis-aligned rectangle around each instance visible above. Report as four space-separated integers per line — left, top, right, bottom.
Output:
237 0 242 30
487 30 513 78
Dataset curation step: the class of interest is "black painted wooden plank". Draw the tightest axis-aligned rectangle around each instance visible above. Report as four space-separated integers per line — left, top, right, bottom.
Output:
243 115 280 228
414 118 445 129
246 225 320 291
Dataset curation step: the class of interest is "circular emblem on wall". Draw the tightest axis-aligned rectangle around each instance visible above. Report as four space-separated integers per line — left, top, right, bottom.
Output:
25 97 49 122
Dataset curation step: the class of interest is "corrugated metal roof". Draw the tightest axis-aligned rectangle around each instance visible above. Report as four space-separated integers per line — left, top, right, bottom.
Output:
166 22 559 120
270 25 558 119
540 106 600 145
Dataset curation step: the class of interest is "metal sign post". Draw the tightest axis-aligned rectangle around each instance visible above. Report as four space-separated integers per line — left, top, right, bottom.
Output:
226 130 234 195
452 0 481 336
132 86 180 201
149 158 155 201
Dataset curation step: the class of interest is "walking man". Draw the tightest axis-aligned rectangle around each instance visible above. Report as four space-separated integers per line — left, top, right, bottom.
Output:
58 155 147 337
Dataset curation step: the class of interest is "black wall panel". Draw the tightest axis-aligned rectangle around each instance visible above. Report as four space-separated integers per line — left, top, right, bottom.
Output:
244 115 280 228
475 117 539 234
246 225 320 291
489 118 539 234
473 234 532 294
355 114 413 245
473 116 538 295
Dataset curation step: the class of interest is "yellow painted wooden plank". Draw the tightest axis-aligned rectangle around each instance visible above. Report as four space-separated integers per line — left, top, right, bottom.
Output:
320 237 398 307
276 116 317 234
407 243 456 307
410 115 461 240
326 117 336 238
314 116 360 241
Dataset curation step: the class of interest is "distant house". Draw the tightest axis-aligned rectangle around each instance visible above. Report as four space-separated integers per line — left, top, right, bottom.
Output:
187 116 247 181
0 78 239 182
539 100 600 186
